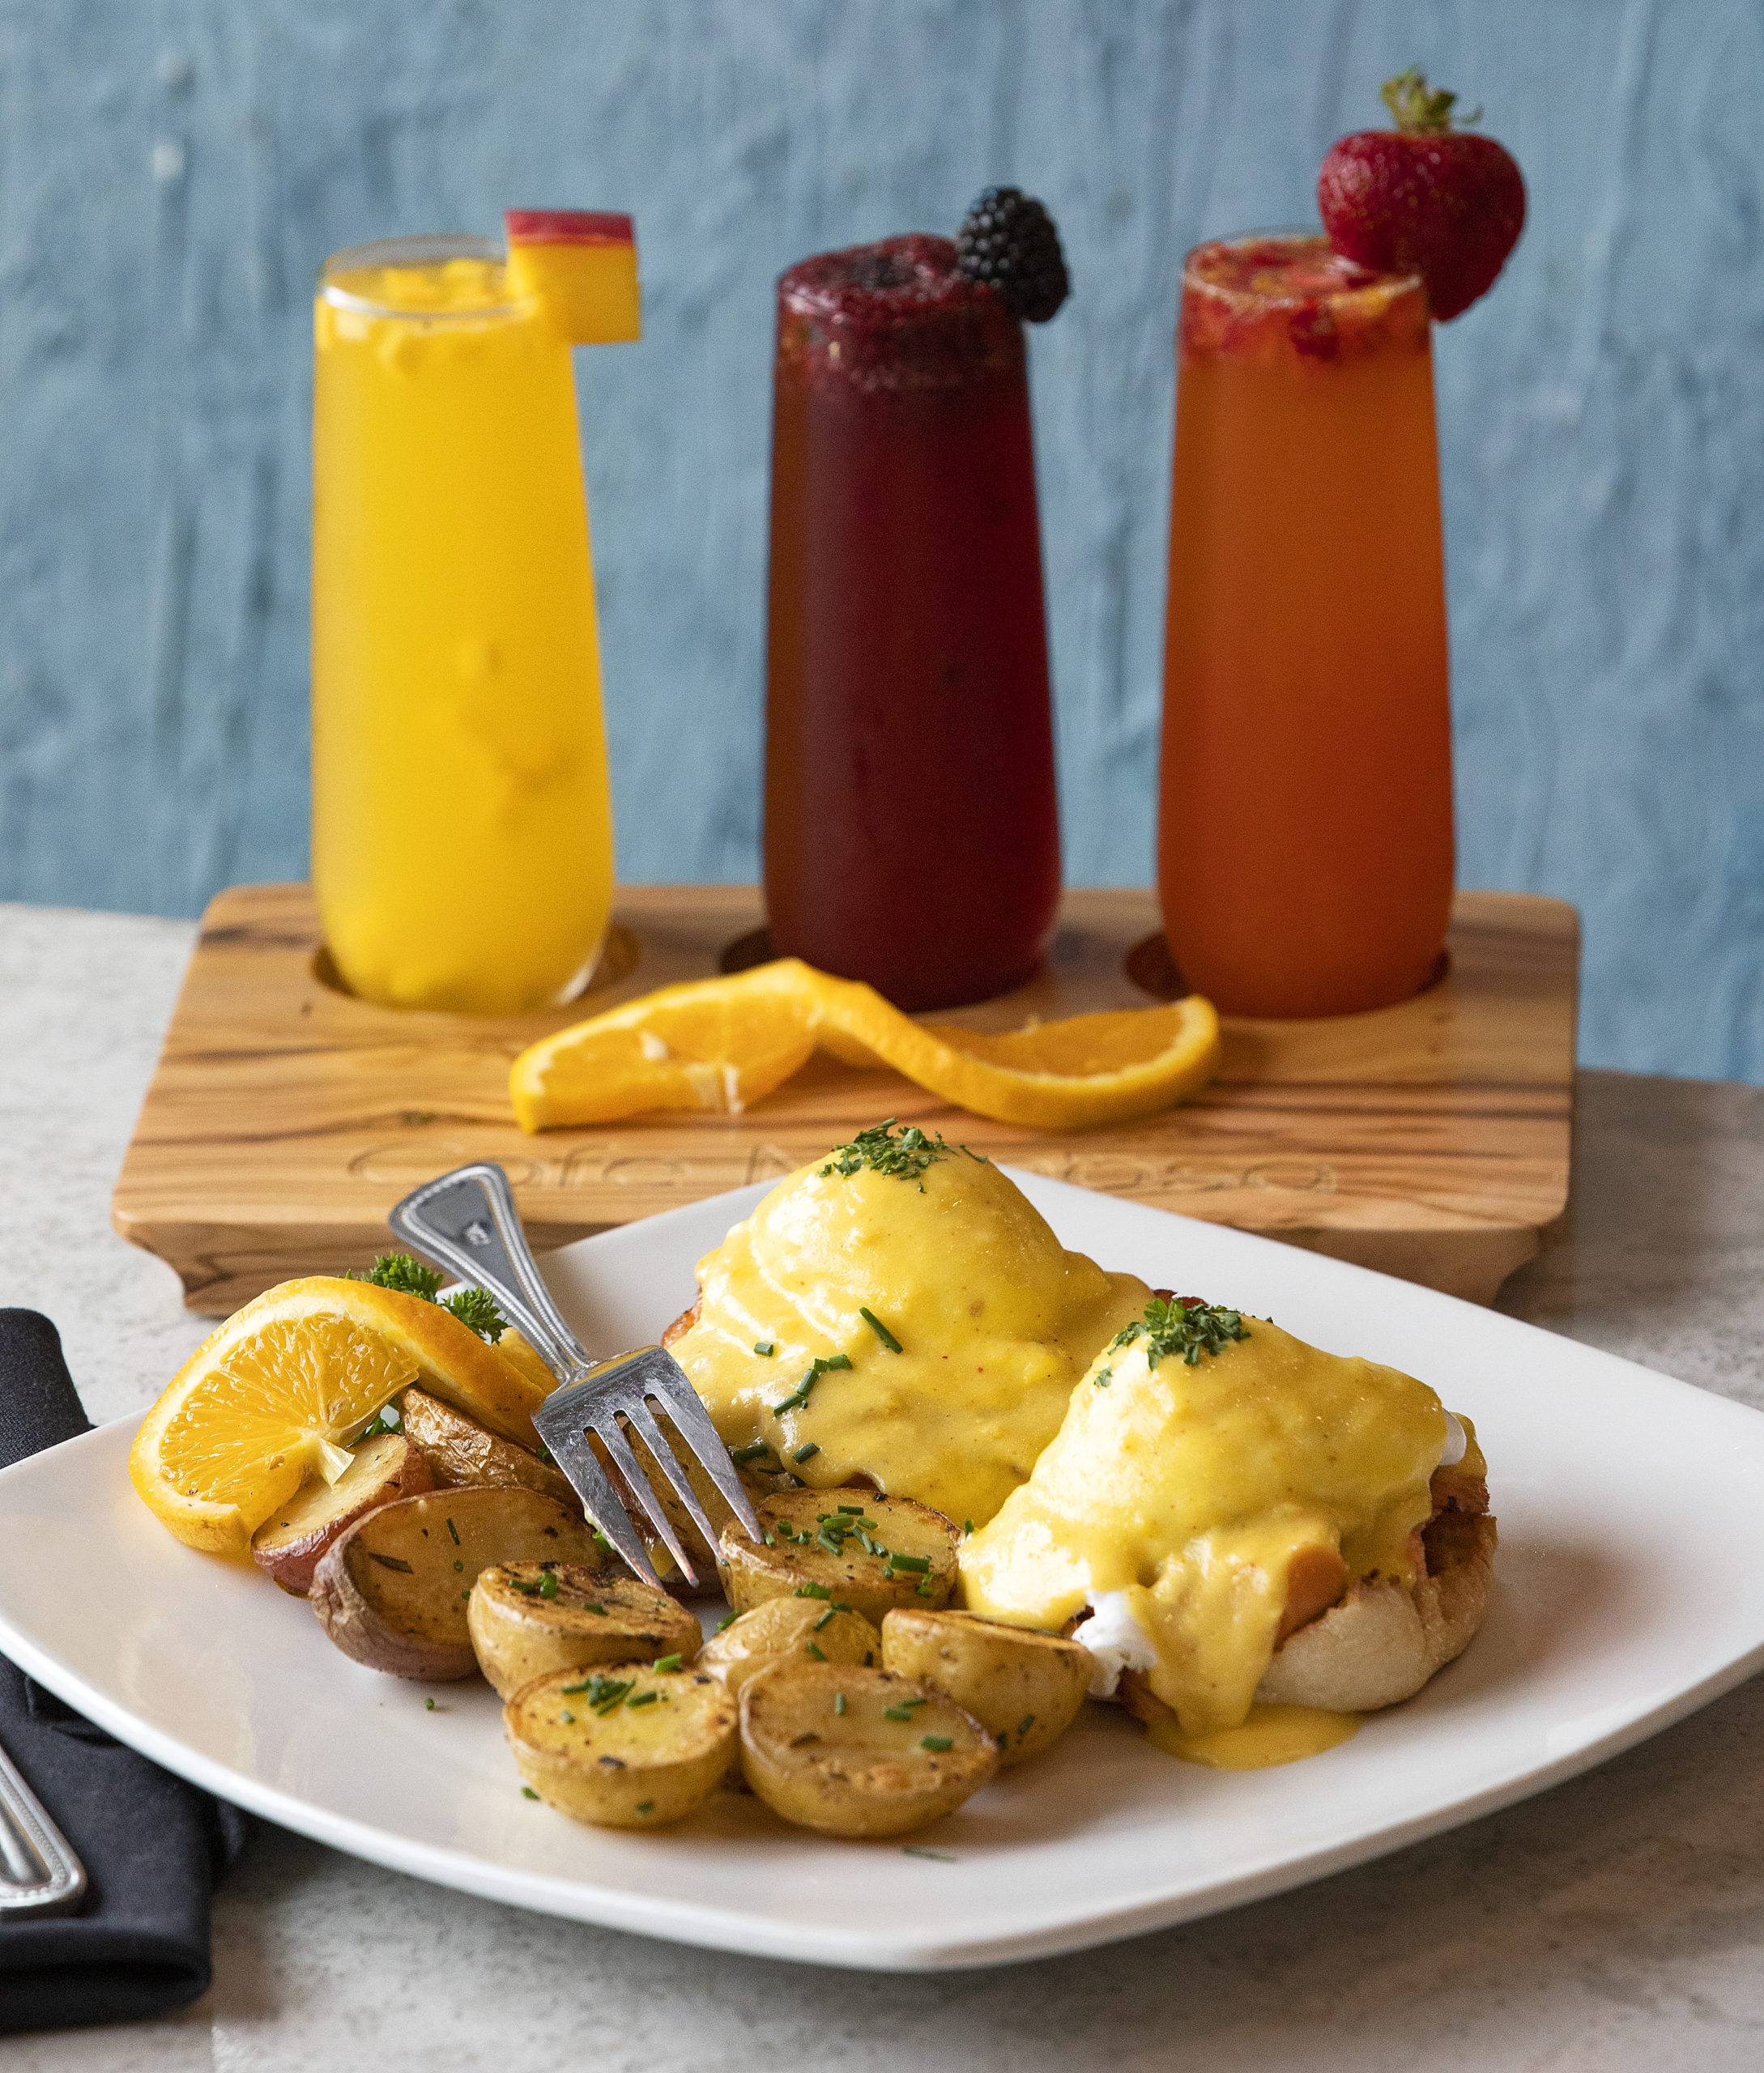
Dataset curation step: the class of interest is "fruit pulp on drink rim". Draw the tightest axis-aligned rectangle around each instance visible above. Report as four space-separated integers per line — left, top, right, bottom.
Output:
311 247 614 1014
764 235 1060 1013
1158 232 1453 1019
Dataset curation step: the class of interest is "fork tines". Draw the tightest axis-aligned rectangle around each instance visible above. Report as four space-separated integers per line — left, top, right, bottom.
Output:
532 1347 762 1594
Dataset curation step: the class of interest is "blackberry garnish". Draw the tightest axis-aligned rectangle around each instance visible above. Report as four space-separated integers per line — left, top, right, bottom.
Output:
955 187 1070 322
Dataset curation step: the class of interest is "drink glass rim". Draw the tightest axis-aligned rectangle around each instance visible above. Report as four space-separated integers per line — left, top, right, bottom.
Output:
317 232 520 321
1184 223 1424 301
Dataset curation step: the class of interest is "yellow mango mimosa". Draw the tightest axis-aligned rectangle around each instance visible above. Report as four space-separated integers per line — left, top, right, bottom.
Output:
311 234 614 1014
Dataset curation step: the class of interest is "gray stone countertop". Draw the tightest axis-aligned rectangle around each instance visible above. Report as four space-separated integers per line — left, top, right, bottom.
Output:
5 902 1764 2072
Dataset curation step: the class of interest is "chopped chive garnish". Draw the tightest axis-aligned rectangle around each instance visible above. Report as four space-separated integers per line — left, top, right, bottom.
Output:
837 1504 865 1515
834 1692 847 1714
902 1845 957 1861
859 1307 903 1354
807 1641 827 1661
560 1709 575 1724
445 1517 460 1546
636 1800 654 1815
813 1607 836 1631
454 1559 463 1572
795 1582 833 1600
654 1653 683 1673
964 1520 974 1537
594 1530 612 1552
1017 1713 1037 1737
717 1611 739 1632
522 1786 539 1800
883 1705 914 1722
731 1441 774 1465
627 1691 659 1709
538 1571 559 1599
753 1341 776 1357
921 1735 953 1752
560 1678 594 1694
459 1589 470 1600
587 1603 607 1615
424 1696 435 1711
888 1552 931 1573
794 1442 820 1463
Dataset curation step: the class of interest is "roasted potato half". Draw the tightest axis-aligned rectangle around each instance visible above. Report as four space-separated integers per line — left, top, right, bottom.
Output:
311 1486 607 1680
718 1490 959 1626
881 1608 1092 1767
739 1661 997 1838
506 1661 738 1828
250 1432 435 1597
468 1564 701 1700
398 1386 577 1506
697 1598 881 1697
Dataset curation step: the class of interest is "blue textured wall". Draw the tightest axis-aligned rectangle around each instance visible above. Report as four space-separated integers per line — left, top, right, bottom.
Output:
1 1 1759 1079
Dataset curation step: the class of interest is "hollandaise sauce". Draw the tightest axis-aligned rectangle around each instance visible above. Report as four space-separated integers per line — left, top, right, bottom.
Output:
1147 1704 1361 1770
961 1302 1447 1738
668 1131 1147 1529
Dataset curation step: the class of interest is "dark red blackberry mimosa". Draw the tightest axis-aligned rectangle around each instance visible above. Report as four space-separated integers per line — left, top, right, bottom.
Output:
763 235 1060 1011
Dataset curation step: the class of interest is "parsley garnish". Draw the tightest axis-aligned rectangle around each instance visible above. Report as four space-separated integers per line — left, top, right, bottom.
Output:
817 1119 974 1185
1110 1294 1250 1369
346 1252 508 1345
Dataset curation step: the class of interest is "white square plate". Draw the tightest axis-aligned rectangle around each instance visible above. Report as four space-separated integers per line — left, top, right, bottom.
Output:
2 1173 1761 1973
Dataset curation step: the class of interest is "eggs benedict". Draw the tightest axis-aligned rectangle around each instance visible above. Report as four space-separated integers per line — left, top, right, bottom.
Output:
667 1121 1148 1529
961 1295 1494 1755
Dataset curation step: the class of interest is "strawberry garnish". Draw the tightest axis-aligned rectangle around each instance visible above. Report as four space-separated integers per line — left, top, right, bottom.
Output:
1317 69 1525 321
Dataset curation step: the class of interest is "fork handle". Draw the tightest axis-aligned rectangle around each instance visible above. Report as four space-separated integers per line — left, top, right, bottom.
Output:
388 1164 590 1382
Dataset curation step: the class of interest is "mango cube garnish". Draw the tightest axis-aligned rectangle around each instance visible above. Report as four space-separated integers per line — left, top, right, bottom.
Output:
504 210 641 343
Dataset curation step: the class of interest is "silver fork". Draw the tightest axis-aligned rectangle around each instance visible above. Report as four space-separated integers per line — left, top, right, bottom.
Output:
388 1163 761 1591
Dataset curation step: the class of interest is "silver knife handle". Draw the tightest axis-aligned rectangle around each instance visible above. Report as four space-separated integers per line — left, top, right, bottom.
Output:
0 1735 85 1918
388 1164 592 1381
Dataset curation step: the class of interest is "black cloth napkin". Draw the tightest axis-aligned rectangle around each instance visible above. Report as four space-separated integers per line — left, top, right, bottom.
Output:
0 1309 249 2036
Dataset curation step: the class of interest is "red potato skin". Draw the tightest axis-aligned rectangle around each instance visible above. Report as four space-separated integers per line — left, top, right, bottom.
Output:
250 1439 437 1598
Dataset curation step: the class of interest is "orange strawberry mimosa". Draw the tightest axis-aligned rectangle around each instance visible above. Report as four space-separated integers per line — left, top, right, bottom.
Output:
311 234 614 1015
1158 232 1452 1018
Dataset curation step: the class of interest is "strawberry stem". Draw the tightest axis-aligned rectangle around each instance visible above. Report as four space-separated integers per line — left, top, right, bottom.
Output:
1380 67 1479 134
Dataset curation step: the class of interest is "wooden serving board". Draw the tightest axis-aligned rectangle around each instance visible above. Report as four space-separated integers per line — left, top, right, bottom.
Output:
113 882 1577 1314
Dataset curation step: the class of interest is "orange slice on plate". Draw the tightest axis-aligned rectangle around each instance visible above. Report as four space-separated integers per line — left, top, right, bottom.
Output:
504 209 640 343
130 1279 550 1557
509 960 1218 1134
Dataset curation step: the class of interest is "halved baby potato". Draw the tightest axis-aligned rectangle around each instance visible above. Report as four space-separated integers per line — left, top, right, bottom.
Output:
249 1432 435 1597
739 1661 997 1838
718 1489 959 1626
880 1608 1093 1767
468 1562 701 1700
398 1386 577 1506
506 1660 739 1828
311 1486 607 1680
697 1597 881 1697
